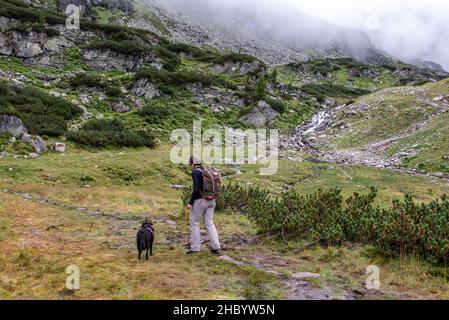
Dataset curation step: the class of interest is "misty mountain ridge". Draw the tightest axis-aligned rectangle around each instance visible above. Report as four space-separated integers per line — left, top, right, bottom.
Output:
143 0 445 72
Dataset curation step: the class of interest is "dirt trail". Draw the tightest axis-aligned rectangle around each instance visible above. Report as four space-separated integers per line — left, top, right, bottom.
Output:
219 253 357 300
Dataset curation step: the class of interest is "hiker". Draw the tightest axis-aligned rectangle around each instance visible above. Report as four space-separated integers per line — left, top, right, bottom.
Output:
186 156 222 255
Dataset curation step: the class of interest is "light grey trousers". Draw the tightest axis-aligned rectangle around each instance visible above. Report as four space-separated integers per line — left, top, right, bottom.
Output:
190 198 220 252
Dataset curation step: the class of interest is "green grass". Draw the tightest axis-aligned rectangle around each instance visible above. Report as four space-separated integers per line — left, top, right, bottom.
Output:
226 159 449 206
329 89 437 149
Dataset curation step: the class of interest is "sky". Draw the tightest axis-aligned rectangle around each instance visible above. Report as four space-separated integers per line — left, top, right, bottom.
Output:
164 0 449 70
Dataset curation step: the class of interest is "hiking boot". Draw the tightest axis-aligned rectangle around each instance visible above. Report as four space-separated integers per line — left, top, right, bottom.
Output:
186 250 199 255
210 249 222 256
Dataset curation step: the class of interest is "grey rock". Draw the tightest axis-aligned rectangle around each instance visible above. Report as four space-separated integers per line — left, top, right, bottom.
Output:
43 36 73 53
108 101 130 113
21 134 47 154
291 272 321 279
131 78 161 99
9 31 45 58
0 17 11 31
10 79 26 89
81 50 150 72
0 115 28 137
0 32 13 55
219 255 245 267
238 100 278 127
28 152 39 159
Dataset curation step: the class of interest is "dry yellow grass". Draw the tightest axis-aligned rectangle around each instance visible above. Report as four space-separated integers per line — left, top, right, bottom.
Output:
1 147 449 300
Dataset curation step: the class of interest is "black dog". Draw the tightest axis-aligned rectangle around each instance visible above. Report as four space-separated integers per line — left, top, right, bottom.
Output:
137 221 154 260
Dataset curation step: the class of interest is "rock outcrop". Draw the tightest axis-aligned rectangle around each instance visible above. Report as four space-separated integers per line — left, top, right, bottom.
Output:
81 50 161 72
21 134 47 154
131 78 162 99
239 100 278 127
0 115 28 137
187 83 246 112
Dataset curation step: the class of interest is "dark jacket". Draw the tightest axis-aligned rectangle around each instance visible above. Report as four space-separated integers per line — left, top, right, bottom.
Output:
190 166 204 205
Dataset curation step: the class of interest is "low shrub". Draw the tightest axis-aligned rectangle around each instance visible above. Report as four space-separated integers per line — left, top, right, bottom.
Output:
137 103 173 125
152 45 181 71
105 86 122 98
70 73 106 89
0 80 82 136
301 83 371 101
266 98 286 114
183 183 449 265
67 118 156 148
134 68 237 90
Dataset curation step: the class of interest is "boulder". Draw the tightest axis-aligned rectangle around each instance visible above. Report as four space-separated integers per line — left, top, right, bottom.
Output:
131 78 161 99
9 31 45 58
108 101 130 113
0 115 28 137
21 134 47 154
238 100 278 127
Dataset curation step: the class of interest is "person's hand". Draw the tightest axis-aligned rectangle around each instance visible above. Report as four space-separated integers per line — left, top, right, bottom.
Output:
187 204 193 210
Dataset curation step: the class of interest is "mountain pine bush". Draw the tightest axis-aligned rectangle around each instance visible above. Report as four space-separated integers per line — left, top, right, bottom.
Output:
182 183 449 264
67 118 156 148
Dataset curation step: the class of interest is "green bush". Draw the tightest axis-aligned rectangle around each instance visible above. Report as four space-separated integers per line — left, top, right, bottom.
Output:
266 98 286 114
67 118 156 148
301 83 371 101
137 103 173 125
134 68 237 90
0 80 82 136
197 183 449 264
0 0 64 25
105 86 122 98
70 73 106 89
152 45 181 71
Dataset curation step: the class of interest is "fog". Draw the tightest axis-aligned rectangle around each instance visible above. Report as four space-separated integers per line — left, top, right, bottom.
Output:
159 0 449 70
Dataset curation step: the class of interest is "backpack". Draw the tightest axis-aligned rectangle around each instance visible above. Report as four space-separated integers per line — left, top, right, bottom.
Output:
196 167 222 200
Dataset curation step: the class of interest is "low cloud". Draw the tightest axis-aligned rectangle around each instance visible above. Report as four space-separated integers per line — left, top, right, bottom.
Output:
159 0 449 70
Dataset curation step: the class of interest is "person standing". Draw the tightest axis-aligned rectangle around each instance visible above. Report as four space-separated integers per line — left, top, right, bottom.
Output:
186 156 221 255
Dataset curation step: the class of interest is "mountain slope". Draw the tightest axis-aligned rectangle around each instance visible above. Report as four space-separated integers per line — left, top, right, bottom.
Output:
285 78 449 176
140 0 391 66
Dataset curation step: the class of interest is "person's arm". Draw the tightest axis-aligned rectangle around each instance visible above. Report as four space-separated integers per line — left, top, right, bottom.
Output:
189 171 201 206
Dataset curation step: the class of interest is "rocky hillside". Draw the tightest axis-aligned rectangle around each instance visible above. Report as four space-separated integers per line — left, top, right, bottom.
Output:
118 0 390 67
0 0 447 160
284 78 449 178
